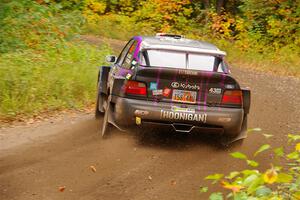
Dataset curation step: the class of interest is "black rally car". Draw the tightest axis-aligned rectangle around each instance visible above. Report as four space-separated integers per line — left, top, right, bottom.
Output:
96 34 250 142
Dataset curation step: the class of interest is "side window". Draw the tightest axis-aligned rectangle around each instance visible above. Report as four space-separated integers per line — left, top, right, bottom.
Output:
116 40 134 66
220 59 229 73
122 40 138 69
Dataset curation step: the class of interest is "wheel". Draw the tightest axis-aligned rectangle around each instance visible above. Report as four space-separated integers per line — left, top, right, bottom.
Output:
101 96 112 138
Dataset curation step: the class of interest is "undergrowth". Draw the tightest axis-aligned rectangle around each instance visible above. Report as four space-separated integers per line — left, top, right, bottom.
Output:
0 42 111 120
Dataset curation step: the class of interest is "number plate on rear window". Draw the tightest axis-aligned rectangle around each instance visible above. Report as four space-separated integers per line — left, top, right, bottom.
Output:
172 89 197 104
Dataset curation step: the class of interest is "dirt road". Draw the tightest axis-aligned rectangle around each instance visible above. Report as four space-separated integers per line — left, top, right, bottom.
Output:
0 38 300 200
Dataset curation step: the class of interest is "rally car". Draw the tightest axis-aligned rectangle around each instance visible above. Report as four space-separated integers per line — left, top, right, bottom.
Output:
95 34 251 143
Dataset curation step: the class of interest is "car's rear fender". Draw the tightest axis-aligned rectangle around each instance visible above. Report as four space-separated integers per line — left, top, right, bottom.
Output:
242 88 251 114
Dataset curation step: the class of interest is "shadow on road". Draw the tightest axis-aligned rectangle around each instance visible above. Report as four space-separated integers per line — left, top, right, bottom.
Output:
104 124 242 152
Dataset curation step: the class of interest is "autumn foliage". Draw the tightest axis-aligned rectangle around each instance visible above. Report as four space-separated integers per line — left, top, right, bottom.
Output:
40 0 300 76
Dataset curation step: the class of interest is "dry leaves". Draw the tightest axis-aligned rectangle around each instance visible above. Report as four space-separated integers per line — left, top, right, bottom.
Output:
90 165 97 173
58 186 66 192
170 180 177 186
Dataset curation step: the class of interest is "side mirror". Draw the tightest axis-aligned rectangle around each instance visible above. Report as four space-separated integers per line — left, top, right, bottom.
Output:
106 55 117 63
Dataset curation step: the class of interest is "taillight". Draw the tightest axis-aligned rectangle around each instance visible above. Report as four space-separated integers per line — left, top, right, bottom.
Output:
125 81 147 96
221 90 242 105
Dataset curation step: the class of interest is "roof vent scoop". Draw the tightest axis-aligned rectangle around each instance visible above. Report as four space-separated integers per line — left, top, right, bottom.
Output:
156 33 184 39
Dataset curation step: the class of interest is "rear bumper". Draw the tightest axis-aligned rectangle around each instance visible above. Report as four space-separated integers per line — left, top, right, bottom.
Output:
112 97 244 136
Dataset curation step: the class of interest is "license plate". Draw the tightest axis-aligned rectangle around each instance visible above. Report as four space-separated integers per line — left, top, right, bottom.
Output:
171 106 195 113
172 89 197 104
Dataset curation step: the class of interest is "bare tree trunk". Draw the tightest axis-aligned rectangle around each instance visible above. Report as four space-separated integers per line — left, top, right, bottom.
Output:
203 0 210 9
216 0 226 14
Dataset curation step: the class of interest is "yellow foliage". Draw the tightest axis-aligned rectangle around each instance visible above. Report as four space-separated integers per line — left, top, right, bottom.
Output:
263 167 278 184
295 143 300 151
82 0 106 24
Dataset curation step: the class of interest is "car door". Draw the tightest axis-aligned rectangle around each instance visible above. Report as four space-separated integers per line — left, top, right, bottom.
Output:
108 39 139 94
107 40 134 90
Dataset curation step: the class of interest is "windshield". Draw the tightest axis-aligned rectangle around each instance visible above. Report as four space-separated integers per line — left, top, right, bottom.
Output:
140 49 225 72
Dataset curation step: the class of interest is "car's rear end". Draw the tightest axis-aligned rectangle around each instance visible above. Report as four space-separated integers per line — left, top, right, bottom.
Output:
111 36 250 137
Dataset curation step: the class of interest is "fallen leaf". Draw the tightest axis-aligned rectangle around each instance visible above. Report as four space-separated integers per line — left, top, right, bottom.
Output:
263 134 273 138
199 186 208 193
221 181 244 193
247 127 262 133
90 165 97 173
58 186 65 192
254 144 271 157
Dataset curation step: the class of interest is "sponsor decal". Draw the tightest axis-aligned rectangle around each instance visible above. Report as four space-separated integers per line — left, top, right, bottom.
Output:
130 60 138 69
135 117 141 125
134 110 149 116
171 82 200 90
209 88 222 94
217 117 232 122
149 82 158 90
171 106 195 113
171 82 180 88
225 84 235 89
129 45 135 53
160 110 207 123
125 73 132 80
152 89 163 96
163 88 171 97
178 70 198 75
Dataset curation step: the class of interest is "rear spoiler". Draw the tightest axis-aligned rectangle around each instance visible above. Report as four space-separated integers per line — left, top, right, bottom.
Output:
142 45 226 56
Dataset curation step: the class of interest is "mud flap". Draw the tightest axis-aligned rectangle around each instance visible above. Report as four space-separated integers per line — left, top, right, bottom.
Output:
107 109 125 132
106 98 125 132
220 115 248 146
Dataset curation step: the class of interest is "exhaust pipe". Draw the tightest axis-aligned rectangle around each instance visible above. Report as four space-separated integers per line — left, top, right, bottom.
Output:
172 123 194 133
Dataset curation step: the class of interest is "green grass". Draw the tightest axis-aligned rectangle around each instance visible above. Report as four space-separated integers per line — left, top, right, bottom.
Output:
0 41 112 120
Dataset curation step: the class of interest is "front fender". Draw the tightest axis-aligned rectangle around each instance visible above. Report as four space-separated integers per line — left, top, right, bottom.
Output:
98 66 111 95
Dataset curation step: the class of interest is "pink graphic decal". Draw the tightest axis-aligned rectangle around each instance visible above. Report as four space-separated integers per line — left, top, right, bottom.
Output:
197 79 203 111
203 72 214 111
170 70 178 107
133 36 142 62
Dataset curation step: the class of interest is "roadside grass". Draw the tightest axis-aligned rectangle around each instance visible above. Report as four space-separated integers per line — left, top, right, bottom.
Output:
0 41 111 121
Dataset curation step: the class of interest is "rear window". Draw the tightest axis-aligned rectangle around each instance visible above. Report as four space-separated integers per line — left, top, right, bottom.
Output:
188 54 215 71
140 50 224 72
142 50 186 69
